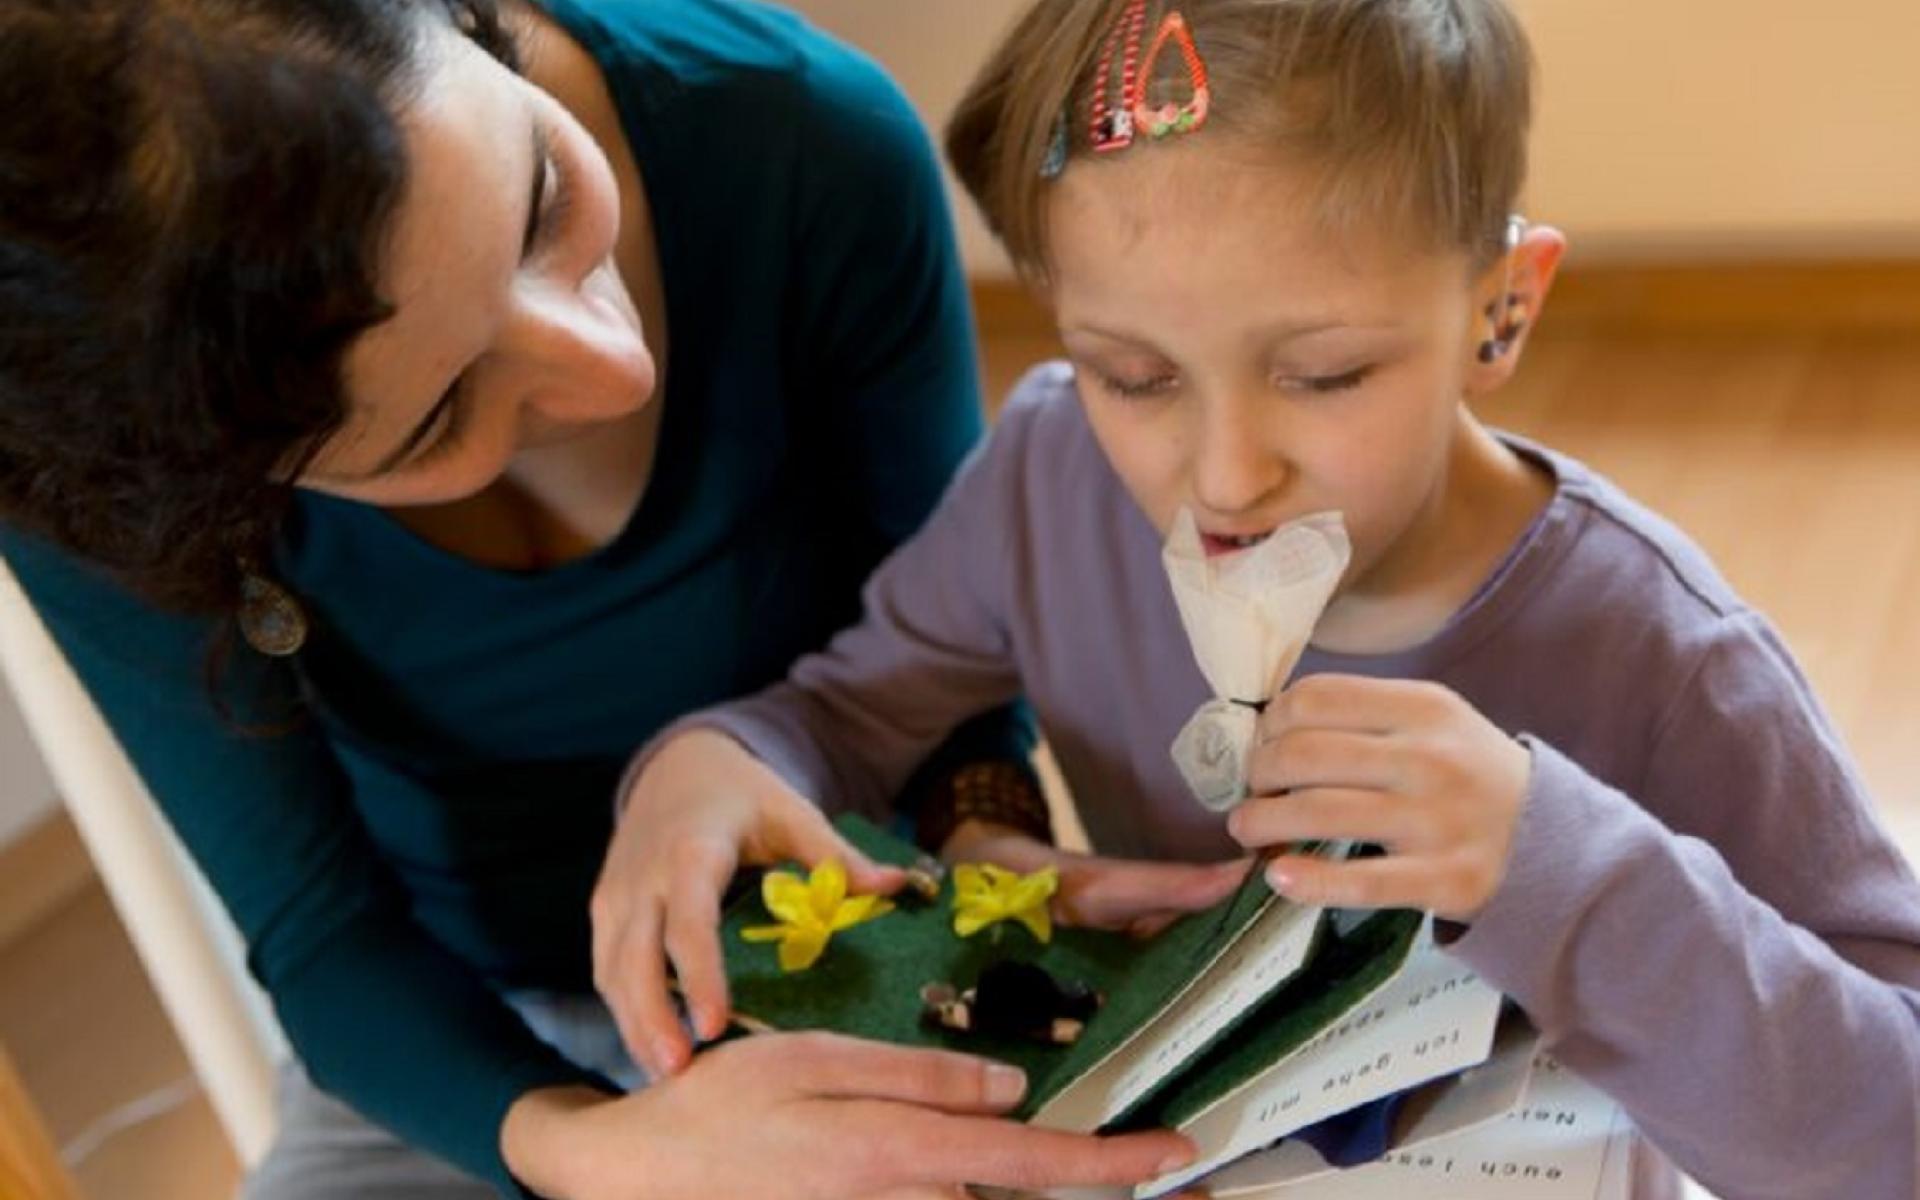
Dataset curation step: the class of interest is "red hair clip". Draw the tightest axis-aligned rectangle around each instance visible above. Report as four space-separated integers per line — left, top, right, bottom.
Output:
1134 11 1210 139
1089 1 1211 154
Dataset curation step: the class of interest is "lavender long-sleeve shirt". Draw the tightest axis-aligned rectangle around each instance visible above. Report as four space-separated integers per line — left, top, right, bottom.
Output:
682 362 1920 1198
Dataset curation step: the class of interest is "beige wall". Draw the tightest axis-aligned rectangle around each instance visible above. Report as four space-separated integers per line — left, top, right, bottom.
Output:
788 0 1920 273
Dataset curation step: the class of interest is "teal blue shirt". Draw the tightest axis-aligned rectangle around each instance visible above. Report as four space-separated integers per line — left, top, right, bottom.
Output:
0 0 1022 1191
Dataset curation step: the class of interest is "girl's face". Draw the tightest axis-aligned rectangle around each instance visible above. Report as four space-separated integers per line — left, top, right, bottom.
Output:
299 22 654 506
1045 143 1560 592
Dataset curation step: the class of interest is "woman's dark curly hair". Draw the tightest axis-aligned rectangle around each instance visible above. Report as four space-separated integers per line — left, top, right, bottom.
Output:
0 0 518 615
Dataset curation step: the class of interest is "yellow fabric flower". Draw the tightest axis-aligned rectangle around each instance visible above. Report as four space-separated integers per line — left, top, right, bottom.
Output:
741 859 894 972
952 863 1059 943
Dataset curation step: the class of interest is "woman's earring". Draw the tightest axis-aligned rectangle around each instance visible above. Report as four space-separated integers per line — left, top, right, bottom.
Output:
239 566 308 657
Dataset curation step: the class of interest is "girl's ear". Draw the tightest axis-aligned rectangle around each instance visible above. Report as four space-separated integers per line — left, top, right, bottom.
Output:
1465 223 1568 397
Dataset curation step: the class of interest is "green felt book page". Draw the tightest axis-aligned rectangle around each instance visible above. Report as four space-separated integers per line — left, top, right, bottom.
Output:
721 814 1281 1120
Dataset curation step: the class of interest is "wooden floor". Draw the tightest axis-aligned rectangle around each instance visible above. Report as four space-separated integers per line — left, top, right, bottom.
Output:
1 293 1917 1199
0 887 237 1200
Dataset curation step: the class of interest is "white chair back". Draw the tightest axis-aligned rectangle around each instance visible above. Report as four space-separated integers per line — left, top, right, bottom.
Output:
0 557 283 1168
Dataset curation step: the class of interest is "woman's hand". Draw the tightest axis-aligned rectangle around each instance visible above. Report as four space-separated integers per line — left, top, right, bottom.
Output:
502 1032 1197 1200
941 819 1251 939
1231 674 1531 921
593 730 906 1079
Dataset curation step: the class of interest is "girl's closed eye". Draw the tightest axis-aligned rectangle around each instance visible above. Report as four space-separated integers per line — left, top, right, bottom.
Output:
1084 363 1181 399
1100 373 1180 399
1279 364 1373 395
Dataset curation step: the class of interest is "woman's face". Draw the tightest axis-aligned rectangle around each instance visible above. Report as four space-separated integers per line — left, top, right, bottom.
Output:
300 21 655 506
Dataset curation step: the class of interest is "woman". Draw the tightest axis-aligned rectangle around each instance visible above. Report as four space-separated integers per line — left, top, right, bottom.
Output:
0 0 1199 1195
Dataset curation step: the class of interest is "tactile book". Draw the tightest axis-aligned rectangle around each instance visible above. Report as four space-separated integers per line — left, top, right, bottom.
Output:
720 816 1627 1198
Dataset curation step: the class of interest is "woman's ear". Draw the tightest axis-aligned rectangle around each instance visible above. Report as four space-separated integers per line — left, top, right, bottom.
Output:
1465 223 1568 397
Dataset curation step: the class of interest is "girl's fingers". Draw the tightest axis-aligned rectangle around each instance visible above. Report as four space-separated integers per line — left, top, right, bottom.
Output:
1059 857 1249 930
1246 727 1401 796
1264 851 1442 912
777 801 909 895
1260 673 1453 738
619 900 692 1078
1226 787 1409 850
662 845 735 1042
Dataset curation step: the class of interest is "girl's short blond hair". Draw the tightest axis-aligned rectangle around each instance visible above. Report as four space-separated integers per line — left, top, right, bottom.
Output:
947 0 1534 280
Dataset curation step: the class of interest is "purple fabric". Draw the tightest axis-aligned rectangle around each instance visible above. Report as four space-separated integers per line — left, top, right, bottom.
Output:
658 361 1920 1198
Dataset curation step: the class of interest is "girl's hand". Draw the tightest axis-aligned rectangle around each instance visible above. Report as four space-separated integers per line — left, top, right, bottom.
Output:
1231 674 1530 921
593 730 906 1079
943 819 1251 938
502 1032 1197 1200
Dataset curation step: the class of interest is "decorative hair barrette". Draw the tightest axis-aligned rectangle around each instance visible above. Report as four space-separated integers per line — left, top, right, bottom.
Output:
1043 0 1211 178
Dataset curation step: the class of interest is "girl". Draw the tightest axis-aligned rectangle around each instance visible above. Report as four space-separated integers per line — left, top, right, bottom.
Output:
607 1 1920 1196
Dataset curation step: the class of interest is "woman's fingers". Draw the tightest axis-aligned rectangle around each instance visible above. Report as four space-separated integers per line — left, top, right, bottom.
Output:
641 1034 1194 1199
878 1109 1194 1194
757 1032 1032 1113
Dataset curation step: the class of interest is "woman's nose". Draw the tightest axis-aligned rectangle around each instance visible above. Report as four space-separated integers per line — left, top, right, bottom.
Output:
498 264 655 423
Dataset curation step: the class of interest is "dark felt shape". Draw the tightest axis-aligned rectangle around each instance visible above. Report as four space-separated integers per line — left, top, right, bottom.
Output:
970 960 1100 1039
1295 1089 1415 1167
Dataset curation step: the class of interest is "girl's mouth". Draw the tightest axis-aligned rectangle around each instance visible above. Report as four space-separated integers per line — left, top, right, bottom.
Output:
1200 530 1274 558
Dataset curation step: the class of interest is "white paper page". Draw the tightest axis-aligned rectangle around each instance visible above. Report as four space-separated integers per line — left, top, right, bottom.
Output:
1027 888 1269 1131
1208 1054 1631 1200
1114 900 1332 1125
1033 897 1321 1131
1206 1014 1540 1196
1144 937 1504 1197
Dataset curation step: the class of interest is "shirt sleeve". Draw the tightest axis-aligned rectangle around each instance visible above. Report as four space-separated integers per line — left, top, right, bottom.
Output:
663 389 1045 823
780 40 1038 805
1 530 604 1198
1449 608 1920 1199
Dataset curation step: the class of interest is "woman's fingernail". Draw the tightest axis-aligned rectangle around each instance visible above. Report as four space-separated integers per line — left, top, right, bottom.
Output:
986 1063 1028 1105
1266 863 1293 892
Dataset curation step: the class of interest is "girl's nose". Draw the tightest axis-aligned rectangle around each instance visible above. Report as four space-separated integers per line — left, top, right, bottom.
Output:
1190 393 1287 517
